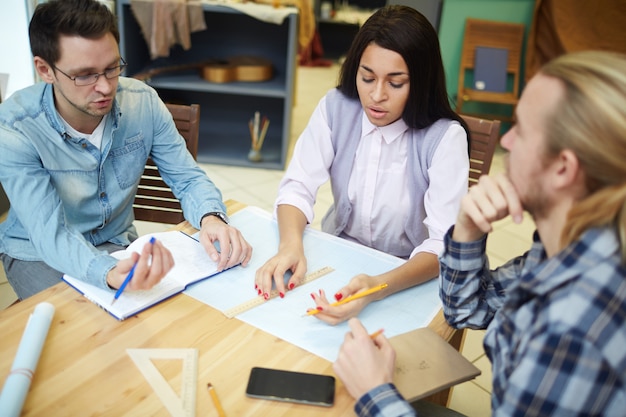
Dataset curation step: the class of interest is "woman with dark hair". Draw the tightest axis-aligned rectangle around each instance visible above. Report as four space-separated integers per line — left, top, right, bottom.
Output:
255 5 469 324
337 5 466 131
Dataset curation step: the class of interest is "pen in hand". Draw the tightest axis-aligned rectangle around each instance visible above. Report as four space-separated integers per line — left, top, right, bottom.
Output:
110 236 156 305
306 283 389 316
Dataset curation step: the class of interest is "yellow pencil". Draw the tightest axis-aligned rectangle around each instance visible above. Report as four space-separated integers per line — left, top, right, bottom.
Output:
207 382 226 417
369 328 384 339
306 283 388 316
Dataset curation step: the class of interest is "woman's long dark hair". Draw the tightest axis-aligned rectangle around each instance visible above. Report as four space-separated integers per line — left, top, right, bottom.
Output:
338 5 468 137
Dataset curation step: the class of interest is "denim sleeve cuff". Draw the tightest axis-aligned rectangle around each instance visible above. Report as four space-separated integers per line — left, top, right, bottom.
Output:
355 383 415 417
86 253 119 290
192 201 227 230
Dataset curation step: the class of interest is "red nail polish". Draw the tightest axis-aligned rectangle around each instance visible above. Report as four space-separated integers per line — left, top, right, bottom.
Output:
289 282 295 290
264 293 269 300
258 289 262 295
310 293 315 300
316 306 323 311
255 284 258 289
279 292 285 298
335 293 343 301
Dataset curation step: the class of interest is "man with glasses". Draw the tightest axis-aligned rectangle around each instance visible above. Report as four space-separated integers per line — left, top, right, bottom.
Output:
52 58 128 87
0 0 252 300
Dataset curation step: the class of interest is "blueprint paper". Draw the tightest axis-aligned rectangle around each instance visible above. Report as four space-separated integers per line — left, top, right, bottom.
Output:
0 302 55 417
184 206 441 362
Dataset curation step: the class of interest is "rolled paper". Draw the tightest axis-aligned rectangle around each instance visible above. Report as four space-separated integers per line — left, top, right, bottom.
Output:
0 302 55 417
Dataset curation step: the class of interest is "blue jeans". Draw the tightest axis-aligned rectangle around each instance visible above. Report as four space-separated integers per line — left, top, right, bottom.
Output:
1 242 126 300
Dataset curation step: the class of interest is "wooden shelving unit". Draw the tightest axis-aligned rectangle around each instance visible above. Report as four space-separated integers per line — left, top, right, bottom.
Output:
117 1 298 169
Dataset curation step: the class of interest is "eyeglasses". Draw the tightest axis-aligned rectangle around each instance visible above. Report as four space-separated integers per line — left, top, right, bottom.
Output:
52 58 127 86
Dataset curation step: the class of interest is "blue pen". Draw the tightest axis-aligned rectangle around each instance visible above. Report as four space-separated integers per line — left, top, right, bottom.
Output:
111 236 156 305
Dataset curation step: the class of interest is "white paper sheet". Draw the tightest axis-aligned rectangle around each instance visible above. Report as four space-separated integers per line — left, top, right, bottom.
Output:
184 206 441 362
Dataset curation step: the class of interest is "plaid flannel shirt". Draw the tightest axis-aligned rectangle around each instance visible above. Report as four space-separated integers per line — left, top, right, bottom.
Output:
355 383 415 417
439 226 626 416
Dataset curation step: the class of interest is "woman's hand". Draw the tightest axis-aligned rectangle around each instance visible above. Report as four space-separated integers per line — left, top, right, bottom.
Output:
307 274 381 325
255 244 307 299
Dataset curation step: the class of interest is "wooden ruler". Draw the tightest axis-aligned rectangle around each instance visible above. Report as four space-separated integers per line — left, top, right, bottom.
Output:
223 266 334 318
127 348 198 417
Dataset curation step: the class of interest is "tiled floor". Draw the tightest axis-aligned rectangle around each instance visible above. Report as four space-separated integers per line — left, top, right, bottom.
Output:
0 64 536 416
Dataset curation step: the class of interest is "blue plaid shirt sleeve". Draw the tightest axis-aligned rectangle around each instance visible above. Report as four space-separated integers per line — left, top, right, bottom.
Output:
355 383 416 417
439 226 527 330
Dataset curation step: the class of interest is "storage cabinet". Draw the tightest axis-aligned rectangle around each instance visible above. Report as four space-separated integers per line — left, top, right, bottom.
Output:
117 1 298 169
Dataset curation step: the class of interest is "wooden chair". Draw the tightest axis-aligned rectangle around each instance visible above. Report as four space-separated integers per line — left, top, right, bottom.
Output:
133 103 200 224
462 114 501 188
456 18 525 122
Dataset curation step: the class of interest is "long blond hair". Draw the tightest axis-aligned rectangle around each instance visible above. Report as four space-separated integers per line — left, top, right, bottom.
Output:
540 51 626 262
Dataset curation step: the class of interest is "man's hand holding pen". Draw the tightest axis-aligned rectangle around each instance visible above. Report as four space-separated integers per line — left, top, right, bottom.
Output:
106 237 174 292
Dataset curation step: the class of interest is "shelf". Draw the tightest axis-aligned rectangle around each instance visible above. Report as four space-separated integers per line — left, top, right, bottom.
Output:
147 73 289 98
117 0 298 170
197 135 284 170
157 89 286 169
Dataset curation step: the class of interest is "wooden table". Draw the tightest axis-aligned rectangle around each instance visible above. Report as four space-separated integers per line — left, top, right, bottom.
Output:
0 201 461 416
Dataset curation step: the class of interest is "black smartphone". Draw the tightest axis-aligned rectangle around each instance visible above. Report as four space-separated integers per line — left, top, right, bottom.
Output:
245 367 335 407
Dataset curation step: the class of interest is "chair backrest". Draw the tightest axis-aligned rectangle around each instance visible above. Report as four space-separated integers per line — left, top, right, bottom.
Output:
456 18 525 119
462 114 501 188
133 103 200 224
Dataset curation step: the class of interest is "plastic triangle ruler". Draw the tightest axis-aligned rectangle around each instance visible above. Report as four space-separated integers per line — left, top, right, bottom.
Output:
127 348 198 417
223 266 334 318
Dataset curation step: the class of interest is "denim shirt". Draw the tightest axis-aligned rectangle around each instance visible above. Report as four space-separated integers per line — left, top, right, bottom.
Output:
0 77 225 289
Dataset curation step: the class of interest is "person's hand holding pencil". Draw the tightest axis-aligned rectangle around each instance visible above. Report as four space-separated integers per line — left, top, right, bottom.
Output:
306 281 388 324
333 318 396 400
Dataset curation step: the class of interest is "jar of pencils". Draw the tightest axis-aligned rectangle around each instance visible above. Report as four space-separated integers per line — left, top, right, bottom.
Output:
248 148 262 162
248 111 269 162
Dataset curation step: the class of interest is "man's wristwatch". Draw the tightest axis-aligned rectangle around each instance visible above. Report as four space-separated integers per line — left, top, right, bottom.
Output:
201 211 229 225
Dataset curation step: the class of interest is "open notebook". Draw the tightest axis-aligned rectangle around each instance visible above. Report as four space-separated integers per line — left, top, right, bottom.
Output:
63 231 223 320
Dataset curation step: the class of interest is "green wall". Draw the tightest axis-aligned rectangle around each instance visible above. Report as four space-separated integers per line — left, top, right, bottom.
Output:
438 0 535 120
